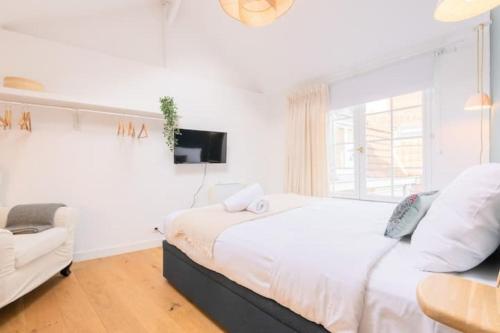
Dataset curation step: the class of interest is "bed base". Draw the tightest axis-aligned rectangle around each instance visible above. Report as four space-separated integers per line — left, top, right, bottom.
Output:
163 241 328 333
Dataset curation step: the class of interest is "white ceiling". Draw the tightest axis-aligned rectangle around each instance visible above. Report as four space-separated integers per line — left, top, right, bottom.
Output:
0 0 485 93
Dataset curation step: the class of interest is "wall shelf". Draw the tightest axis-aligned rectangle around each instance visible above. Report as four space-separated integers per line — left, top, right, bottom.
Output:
0 87 163 121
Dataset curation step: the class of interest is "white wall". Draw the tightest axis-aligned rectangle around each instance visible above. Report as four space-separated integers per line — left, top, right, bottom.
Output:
0 29 285 260
429 31 490 188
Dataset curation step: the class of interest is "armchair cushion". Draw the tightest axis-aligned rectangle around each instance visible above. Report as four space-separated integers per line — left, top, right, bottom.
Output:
0 207 9 229
0 229 14 278
14 227 67 268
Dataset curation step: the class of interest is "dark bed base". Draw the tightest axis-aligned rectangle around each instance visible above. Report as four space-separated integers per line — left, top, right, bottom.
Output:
163 241 328 333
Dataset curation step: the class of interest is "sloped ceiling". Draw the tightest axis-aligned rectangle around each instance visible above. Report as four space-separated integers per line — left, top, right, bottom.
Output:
0 0 484 93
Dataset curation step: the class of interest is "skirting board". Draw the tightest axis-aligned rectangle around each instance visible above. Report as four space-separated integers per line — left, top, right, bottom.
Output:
74 239 162 262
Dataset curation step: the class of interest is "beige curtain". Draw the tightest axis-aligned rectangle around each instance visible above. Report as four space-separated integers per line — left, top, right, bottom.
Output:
285 84 329 197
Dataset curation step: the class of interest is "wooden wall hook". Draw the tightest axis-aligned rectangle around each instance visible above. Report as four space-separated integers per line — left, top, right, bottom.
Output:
117 121 125 136
127 122 135 138
138 124 149 139
19 112 32 132
0 107 12 130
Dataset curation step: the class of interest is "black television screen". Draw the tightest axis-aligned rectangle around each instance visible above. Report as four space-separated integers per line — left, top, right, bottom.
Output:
174 129 227 164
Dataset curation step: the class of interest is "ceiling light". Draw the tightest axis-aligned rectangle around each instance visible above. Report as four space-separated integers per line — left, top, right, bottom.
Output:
219 0 294 27
434 0 500 22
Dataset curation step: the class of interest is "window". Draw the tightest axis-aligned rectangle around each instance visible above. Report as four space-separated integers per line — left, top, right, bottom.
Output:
328 91 427 202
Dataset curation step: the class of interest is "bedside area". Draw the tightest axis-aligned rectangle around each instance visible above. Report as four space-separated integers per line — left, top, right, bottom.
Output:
417 273 500 333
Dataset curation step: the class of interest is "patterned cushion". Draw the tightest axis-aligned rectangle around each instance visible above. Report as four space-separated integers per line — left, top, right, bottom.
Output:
384 191 439 239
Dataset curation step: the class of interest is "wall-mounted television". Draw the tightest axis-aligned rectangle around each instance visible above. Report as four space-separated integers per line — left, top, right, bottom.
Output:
174 129 227 164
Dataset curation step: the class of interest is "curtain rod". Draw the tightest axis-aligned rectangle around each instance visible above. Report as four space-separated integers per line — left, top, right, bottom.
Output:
0 99 164 121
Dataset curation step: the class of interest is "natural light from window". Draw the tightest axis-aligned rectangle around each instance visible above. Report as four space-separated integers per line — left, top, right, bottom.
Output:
328 91 426 201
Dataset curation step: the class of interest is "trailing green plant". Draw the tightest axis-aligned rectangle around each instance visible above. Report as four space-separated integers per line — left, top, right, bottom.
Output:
159 96 180 151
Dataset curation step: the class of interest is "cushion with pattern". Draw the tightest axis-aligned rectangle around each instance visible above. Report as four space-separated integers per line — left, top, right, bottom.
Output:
384 191 439 239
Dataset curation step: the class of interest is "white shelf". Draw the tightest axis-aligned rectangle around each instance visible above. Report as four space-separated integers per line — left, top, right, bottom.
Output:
0 87 163 120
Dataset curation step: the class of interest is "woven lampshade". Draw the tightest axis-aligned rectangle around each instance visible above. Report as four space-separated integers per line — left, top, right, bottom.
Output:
434 0 500 22
3 76 44 92
219 0 294 27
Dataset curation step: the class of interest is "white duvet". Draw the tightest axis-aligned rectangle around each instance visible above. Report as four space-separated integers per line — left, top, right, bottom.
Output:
264 209 396 332
167 199 398 333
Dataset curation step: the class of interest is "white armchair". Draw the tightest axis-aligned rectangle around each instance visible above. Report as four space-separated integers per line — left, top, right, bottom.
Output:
0 207 77 309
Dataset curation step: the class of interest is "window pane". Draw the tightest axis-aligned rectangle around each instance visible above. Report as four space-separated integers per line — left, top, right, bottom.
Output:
331 144 356 196
392 91 423 109
366 98 390 114
332 113 354 144
328 108 357 197
366 112 391 141
393 107 423 139
393 138 423 197
394 138 423 170
365 140 392 196
333 108 354 119
393 180 423 198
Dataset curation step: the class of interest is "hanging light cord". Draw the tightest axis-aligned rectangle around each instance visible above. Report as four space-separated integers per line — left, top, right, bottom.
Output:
476 24 484 164
477 24 485 164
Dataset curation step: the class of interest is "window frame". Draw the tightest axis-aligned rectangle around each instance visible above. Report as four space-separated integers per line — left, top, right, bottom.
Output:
328 90 432 203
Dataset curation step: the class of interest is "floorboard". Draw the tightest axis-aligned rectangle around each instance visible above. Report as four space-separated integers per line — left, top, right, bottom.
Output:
0 248 224 333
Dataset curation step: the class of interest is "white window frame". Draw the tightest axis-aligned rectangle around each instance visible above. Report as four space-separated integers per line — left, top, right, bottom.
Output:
328 90 432 203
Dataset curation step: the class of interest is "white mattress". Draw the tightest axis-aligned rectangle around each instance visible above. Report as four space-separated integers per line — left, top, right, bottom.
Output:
165 198 498 333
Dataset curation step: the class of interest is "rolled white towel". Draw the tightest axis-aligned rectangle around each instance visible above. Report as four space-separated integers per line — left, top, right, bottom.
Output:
246 198 269 214
223 183 264 212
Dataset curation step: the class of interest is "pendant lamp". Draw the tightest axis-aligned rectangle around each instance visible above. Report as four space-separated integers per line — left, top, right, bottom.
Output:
434 0 500 22
219 0 295 27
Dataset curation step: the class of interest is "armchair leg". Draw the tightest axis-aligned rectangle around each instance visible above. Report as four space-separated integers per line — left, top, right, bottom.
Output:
60 262 72 277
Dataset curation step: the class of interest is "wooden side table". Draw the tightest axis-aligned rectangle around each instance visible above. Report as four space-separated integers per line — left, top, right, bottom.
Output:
417 274 500 333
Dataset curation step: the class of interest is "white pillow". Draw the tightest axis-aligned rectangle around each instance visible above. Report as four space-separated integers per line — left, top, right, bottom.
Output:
411 163 500 272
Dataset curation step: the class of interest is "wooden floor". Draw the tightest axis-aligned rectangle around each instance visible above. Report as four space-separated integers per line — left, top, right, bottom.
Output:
0 248 224 333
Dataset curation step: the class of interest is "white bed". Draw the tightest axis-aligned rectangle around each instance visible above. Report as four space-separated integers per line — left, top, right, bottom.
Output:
165 198 498 333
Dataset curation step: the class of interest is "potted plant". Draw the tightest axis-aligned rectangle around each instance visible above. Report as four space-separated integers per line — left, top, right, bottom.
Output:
160 96 180 151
